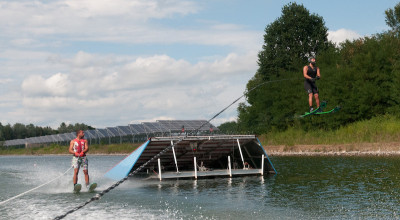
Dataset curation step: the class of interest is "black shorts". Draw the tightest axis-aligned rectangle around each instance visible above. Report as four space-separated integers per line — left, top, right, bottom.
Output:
304 79 318 94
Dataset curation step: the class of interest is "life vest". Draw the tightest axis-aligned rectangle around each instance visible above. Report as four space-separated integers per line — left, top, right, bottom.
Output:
73 138 87 156
306 65 318 78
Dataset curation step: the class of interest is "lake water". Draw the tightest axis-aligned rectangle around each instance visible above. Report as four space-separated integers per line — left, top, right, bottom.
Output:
1 155 400 219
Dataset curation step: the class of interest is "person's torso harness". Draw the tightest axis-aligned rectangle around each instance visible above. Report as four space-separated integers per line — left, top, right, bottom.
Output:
306 65 318 79
72 138 87 157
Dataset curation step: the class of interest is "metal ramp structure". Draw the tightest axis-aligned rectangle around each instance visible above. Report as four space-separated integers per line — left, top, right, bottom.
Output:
105 135 276 181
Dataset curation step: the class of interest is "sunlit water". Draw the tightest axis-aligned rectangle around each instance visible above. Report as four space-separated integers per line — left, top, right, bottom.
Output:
1 155 400 219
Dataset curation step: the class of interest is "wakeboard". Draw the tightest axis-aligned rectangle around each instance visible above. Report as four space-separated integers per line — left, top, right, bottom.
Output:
73 184 82 193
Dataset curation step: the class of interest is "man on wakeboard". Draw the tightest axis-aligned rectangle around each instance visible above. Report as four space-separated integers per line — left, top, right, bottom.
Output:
303 57 321 112
69 130 90 188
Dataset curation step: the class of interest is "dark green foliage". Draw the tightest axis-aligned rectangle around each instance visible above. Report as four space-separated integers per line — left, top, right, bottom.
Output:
235 3 400 135
218 121 240 134
237 3 332 134
57 122 94 134
385 2 400 34
259 2 331 79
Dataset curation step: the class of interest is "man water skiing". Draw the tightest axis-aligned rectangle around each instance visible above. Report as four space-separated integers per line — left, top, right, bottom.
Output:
303 57 321 112
69 130 90 188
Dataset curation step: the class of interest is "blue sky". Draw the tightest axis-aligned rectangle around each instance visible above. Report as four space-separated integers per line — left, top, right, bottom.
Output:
0 0 397 129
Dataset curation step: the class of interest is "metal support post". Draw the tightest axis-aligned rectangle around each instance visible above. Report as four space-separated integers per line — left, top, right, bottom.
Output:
237 139 245 169
261 154 265 175
194 157 197 179
228 156 232 177
158 158 162 181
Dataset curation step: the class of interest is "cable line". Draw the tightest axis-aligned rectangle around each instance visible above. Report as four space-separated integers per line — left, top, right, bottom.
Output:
0 166 73 206
54 77 300 219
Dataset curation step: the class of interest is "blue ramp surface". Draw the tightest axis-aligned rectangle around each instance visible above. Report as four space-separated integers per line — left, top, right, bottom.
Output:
104 140 150 181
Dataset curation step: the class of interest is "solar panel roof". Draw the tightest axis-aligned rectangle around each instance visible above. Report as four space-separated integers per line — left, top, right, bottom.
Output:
67 132 76 140
157 120 185 131
117 126 132 135
3 140 11 146
106 127 120 136
35 137 44 143
129 124 146 134
142 122 168 133
24 137 34 144
85 130 97 139
5 139 17 146
96 129 110 137
49 134 62 142
3 120 219 146
41 136 53 143
59 133 70 141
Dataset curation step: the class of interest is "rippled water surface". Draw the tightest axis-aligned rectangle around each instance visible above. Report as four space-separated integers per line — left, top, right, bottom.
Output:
1 155 400 219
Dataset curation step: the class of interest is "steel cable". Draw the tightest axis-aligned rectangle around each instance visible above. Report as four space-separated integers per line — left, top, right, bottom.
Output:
53 77 300 219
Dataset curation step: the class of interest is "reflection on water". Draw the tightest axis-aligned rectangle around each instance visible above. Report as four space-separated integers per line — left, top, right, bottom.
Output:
1 155 400 219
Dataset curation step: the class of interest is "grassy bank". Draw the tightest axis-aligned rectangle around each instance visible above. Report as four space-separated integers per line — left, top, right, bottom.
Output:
0 143 141 155
259 115 400 146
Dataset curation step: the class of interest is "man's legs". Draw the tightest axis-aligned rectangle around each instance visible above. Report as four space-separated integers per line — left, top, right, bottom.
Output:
308 93 315 112
308 93 313 107
314 93 320 108
83 169 89 186
82 157 89 186
73 168 79 185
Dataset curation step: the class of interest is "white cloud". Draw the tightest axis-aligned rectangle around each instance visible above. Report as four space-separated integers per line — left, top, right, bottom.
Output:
0 78 12 84
0 0 261 51
0 0 263 128
16 51 256 127
328 29 362 45
22 73 71 97
0 0 199 39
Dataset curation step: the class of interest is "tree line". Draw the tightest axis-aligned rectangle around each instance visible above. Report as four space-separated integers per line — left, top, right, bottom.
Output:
0 122 94 141
219 2 400 134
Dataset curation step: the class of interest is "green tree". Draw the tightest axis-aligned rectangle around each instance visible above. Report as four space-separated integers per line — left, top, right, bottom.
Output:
26 124 36 137
258 2 331 79
218 121 239 134
58 122 68 133
238 3 332 134
385 2 400 33
0 122 4 141
13 123 28 139
57 122 94 134
332 34 400 122
3 124 13 140
42 126 54 136
67 124 74 132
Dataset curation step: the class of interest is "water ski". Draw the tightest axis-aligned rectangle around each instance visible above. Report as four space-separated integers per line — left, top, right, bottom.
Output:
300 101 327 118
299 101 341 118
73 184 82 193
88 183 97 192
314 106 341 115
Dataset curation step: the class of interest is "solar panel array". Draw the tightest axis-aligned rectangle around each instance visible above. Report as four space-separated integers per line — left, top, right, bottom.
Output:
2 120 219 147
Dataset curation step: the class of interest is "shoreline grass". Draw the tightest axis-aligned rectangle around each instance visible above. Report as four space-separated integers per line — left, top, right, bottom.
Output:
2 115 400 155
259 115 400 146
